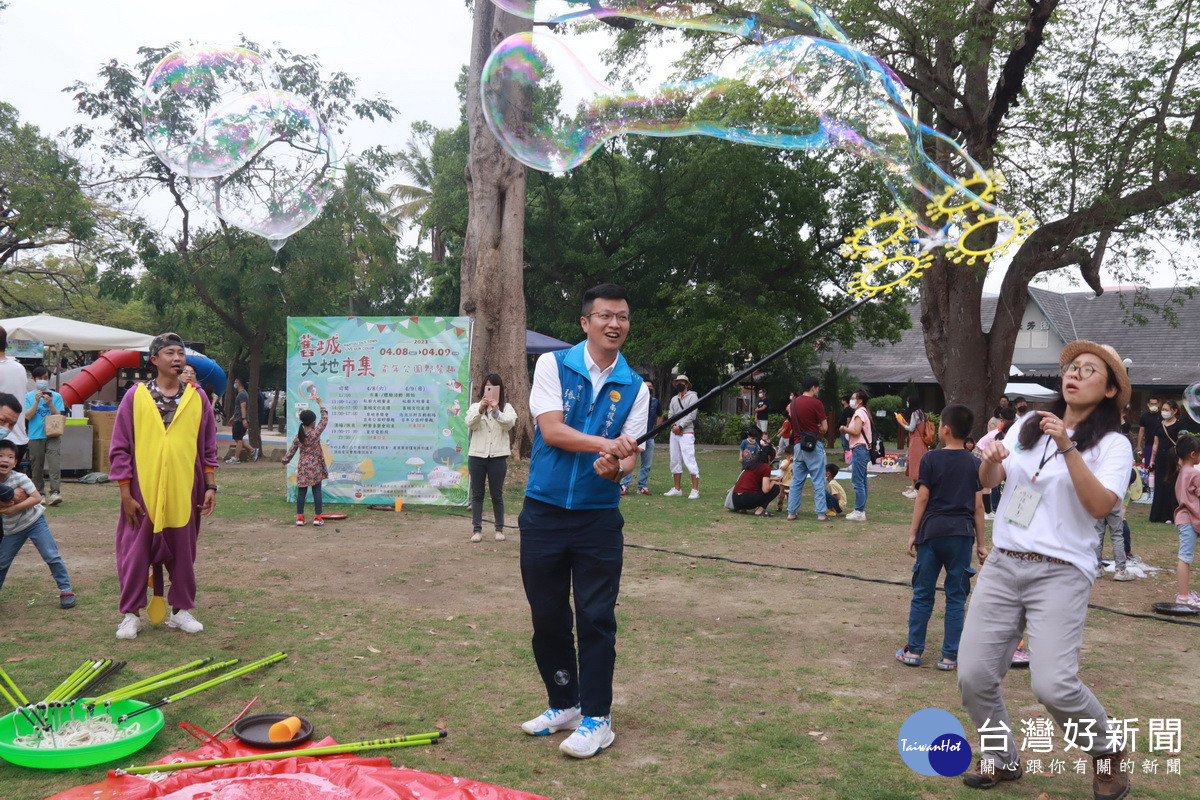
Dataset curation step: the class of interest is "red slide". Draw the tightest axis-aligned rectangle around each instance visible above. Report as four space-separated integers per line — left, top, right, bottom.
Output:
60 350 142 407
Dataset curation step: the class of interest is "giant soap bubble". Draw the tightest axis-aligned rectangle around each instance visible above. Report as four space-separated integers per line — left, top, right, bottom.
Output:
483 0 1036 296
205 91 339 251
142 46 340 250
142 45 280 179
1185 382 1200 425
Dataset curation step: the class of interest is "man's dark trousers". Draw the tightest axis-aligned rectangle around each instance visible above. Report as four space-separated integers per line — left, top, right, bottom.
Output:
519 497 623 717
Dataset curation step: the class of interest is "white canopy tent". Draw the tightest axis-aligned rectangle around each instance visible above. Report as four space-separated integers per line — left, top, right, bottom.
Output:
0 313 155 351
1004 364 1057 401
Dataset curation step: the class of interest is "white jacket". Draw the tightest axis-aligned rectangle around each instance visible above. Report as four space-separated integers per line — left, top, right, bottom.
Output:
465 401 517 457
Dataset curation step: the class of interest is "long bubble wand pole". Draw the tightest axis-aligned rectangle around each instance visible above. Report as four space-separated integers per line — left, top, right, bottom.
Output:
117 653 287 723
88 658 212 708
115 732 446 775
638 294 876 445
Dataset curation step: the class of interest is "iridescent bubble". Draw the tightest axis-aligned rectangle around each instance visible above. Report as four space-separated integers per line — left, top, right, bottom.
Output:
142 45 280 178
1185 382 1200 425
483 2 998 232
204 90 339 249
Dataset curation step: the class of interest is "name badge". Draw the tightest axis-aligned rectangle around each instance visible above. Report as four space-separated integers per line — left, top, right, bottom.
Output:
1004 480 1043 529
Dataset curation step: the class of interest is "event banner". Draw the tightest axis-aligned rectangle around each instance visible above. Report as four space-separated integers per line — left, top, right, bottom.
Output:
285 316 472 506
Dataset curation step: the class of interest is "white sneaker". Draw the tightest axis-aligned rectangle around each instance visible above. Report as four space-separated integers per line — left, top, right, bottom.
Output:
663 488 683 497
225 457 241 464
47 492 63 506
559 715 614 758
116 613 144 640
167 609 204 634
902 488 918 499
687 489 700 500
984 512 996 521
844 510 867 521
470 532 483 543
250 448 261 462
495 532 506 541
521 705 582 736
1113 569 1136 581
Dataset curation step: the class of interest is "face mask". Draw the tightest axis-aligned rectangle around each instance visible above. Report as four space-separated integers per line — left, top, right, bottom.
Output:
1148 405 1159 412
34 380 49 390
1162 409 1174 419
1017 406 1027 414
849 399 859 409
675 384 685 392
0 427 10 440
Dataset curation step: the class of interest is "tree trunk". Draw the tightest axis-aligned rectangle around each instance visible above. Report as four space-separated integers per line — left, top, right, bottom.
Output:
462 4 534 456
921 253 1023 439
246 337 264 451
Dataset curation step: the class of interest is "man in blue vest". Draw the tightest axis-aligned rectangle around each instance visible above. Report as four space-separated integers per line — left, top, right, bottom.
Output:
519 283 650 759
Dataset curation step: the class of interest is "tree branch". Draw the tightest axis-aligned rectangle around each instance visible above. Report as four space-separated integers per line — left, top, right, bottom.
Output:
984 0 1059 147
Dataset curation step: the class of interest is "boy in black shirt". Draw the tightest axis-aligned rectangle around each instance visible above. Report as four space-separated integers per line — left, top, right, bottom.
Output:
896 404 988 671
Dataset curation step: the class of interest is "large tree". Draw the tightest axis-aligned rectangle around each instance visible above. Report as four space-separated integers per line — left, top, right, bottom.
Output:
69 41 397 449
463 3 535 454
534 1 1199 429
0 102 95 310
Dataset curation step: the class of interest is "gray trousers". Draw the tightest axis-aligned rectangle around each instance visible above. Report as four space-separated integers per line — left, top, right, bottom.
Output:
468 455 507 533
958 552 1120 767
27 436 61 495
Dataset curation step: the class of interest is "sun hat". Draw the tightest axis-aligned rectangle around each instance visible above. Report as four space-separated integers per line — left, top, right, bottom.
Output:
674 374 691 386
1058 340 1131 409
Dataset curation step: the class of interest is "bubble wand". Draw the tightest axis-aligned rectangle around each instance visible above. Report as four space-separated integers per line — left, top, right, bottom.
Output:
115 731 446 775
639 294 874 446
87 658 212 709
117 653 287 723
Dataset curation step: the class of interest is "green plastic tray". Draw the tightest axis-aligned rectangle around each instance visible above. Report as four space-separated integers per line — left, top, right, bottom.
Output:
0 698 164 769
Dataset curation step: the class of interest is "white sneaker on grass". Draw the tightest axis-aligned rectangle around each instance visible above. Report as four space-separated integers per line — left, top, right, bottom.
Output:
47 492 63 506
559 715 615 758
844 510 867 521
116 613 144 640
902 488 918 499
521 705 582 736
1113 569 1136 581
687 489 700 500
167 609 204 634
663 488 683 497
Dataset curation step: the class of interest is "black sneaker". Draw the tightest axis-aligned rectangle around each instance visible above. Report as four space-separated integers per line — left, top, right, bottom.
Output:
962 759 1022 789
59 592 76 609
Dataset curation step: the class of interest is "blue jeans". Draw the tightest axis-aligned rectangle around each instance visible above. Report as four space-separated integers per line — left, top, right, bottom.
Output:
850 445 869 511
907 536 974 660
620 438 655 491
0 516 72 593
824 491 842 514
788 442 827 516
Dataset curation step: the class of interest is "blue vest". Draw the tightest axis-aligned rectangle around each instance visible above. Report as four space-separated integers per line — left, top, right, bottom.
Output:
526 342 641 510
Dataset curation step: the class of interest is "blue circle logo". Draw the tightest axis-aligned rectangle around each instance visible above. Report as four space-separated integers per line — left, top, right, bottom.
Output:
898 708 973 776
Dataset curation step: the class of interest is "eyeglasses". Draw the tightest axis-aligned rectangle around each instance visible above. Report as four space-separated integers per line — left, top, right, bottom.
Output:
585 312 631 324
1060 362 1100 379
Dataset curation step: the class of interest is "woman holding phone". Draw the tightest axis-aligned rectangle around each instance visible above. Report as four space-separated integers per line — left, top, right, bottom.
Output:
465 374 518 542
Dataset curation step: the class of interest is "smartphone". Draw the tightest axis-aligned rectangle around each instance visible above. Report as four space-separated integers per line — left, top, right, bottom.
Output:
483 385 499 403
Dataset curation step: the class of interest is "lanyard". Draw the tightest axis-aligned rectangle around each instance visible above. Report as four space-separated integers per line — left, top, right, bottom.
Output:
1031 438 1057 484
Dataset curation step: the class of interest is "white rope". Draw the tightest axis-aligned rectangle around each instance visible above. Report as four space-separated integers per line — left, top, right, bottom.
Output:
11 714 142 749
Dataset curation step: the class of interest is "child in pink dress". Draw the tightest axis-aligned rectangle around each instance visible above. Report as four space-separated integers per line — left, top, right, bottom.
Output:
281 396 328 526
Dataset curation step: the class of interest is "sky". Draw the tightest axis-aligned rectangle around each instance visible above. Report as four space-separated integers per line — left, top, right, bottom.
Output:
0 1 1183 296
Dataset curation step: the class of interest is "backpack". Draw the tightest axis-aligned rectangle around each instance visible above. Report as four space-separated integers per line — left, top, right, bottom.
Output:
921 417 936 447
867 415 886 464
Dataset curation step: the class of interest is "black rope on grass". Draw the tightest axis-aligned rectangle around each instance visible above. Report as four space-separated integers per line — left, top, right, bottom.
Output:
447 513 1200 628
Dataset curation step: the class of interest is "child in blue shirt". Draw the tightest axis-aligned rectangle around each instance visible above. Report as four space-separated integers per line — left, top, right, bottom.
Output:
0 439 75 607
896 404 986 670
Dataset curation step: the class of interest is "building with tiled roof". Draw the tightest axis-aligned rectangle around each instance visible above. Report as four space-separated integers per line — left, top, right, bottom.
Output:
819 286 1198 403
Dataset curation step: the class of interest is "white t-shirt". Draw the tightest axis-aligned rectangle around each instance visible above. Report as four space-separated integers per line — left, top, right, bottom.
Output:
993 422 1133 580
0 356 29 445
529 349 650 446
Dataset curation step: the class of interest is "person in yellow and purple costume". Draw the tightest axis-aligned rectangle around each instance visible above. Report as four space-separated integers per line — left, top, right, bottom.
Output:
109 333 218 640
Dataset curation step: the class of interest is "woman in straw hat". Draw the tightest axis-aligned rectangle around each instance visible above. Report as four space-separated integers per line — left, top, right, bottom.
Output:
958 341 1133 800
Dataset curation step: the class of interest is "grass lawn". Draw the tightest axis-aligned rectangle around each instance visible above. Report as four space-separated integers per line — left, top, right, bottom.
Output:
0 446 1197 799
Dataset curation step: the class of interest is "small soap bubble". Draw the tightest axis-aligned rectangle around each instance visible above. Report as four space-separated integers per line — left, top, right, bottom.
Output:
1184 382 1200 425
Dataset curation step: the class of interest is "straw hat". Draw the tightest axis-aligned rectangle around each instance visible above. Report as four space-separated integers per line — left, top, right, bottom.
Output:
1058 340 1131 409
674 374 691 386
